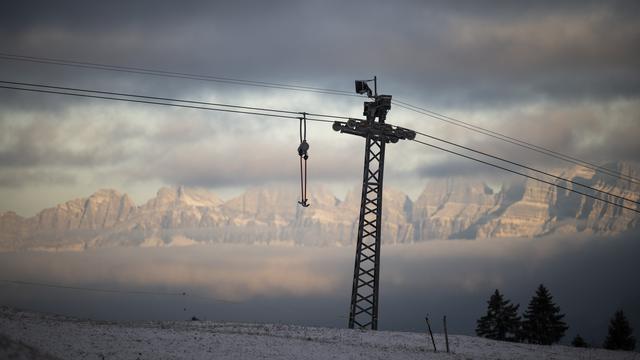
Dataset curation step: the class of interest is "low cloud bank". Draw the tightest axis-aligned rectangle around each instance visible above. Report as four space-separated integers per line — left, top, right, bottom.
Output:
0 230 638 345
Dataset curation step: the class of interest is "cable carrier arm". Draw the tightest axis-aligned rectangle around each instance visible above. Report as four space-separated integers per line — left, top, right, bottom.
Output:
332 118 415 143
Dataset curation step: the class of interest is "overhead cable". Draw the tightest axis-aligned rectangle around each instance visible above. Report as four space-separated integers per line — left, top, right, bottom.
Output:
2 79 636 213
0 52 358 97
394 100 640 185
0 83 336 123
0 80 350 121
414 130 640 206
3 52 634 184
411 139 640 214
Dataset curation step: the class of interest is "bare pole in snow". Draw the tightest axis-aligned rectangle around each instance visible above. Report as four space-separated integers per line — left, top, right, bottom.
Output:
444 315 450 353
425 315 437 352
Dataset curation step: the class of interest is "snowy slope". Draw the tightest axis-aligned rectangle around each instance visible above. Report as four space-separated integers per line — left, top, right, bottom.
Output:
1 307 638 360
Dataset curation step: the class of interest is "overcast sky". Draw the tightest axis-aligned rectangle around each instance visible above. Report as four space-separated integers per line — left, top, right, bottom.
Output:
1 0 639 216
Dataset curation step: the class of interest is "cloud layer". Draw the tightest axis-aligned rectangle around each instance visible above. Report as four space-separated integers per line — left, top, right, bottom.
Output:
1 230 638 343
0 1 639 214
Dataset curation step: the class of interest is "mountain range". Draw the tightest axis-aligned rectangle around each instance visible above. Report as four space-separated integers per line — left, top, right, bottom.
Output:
1 162 638 251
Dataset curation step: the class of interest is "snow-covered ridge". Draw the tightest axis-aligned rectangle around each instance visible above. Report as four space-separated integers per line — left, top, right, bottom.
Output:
0 307 636 360
0 162 638 251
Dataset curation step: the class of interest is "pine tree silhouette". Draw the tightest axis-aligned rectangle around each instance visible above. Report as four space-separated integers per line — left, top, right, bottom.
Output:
603 309 636 351
521 284 568 345
571 334 588 348
476 289 521 342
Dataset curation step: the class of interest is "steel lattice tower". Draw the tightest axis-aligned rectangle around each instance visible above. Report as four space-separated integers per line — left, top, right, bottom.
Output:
332 78 415 330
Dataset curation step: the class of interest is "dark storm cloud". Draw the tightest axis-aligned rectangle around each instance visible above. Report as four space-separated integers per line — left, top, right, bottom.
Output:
0 0 639 203
1 0 639 106
0 1 294 32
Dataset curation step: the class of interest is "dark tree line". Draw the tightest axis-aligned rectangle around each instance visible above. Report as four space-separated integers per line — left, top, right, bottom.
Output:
604 309 636 351
476 284 567 344
476 284 636 351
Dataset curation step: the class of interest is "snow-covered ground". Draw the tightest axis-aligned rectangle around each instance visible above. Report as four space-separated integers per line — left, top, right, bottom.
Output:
1 306 638 360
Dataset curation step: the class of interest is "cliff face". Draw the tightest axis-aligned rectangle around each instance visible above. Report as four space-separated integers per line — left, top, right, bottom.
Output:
412 179 499 240
1 162 638 251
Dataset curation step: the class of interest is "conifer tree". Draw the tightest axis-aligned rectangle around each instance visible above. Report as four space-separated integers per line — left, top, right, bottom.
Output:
521 284 568 345
476 289 521 342
603 309 636 351
571 334 588 348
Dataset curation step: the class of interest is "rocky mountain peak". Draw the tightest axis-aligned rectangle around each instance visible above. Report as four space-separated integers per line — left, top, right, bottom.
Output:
144 186 222 210
223 184 338 218
90 188 124 200
175 186 223 207
0 161 638 251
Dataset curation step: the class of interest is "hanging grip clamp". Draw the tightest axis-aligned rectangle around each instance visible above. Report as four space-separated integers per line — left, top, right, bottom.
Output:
297 113 310 207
